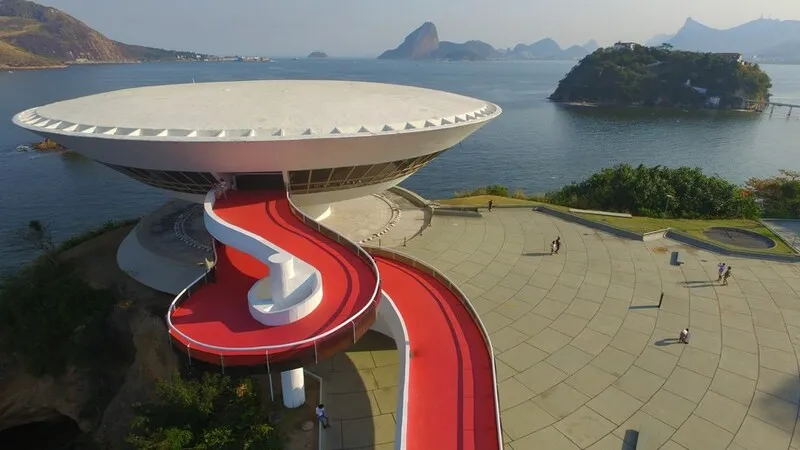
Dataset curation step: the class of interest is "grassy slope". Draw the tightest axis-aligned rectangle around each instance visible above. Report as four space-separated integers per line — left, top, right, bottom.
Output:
0 39 59 67
573 214 794 255
0 16 63 67
438 195 542 206
438 195 793 255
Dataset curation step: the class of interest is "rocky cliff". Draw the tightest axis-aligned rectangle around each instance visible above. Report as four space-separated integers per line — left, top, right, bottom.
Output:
0 225 180 449
378 21 439 60
0 0 207 68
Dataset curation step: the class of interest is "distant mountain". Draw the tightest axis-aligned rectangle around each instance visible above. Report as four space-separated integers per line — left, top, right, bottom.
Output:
667 17 800 56
378 22 440 60
507 37 595 60
0 0 209 69
378 22 502 60
308 51 328 58
582 40 600 53
752 40 800 63
646 33 674 47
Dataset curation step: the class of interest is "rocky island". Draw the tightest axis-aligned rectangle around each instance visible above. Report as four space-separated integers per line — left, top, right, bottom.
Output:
308 51 328 58
0 0 209 69
549 44 772 109
378 22 501 61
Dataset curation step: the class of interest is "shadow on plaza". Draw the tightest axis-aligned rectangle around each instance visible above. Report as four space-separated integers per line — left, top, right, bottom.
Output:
170 331 396 449
307 330 397 449
679 280 719 288
523 252 554 257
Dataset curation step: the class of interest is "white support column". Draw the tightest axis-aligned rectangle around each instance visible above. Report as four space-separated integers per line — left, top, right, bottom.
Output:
281 368 306 408
269 253 295 309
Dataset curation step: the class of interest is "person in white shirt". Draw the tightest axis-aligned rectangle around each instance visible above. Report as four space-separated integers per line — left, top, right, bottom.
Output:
679 328 690 344
315 403 329 429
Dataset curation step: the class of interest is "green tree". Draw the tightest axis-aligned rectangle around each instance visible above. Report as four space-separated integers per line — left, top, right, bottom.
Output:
746 170 800 218
0 260 120 376
127 373 283 450
546 164 759 219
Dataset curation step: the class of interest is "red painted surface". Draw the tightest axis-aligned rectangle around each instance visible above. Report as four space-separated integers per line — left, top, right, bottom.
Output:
376 257 500 450
170 190 378 365
169 188 501 448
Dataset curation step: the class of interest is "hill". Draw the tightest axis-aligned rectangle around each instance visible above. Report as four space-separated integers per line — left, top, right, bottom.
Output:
0 0 208 69
377 22 501 60
663 17 800 62
549 45 772 109
308 51 328 58
378 22 595 61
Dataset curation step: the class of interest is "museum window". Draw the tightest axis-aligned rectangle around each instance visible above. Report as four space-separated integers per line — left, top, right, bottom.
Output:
287 150 446 194
101 163 219 194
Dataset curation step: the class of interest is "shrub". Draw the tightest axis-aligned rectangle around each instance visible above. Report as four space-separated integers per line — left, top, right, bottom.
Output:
746 170 800 218
127 373 283 450
0 260 122 376
454 184 511 198
545 164 759 219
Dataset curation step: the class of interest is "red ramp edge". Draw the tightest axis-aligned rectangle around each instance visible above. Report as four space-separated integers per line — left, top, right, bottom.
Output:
166 187 503 449
167 189 381 367
368 249 503 450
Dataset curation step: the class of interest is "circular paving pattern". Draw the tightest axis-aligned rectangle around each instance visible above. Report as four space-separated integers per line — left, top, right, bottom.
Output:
702 227 776 249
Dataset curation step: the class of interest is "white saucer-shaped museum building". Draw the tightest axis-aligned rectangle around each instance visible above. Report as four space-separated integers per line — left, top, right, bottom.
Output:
13 80 500 219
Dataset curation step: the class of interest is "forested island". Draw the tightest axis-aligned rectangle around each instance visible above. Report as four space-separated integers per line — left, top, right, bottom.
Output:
549 44 772 109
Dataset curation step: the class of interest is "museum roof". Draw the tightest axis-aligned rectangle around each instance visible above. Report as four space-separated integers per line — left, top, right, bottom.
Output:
13 80 500 141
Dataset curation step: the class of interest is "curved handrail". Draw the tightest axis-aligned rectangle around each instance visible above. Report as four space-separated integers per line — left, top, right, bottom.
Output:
379 292 411 450
364 246 504 450
166 186 382 355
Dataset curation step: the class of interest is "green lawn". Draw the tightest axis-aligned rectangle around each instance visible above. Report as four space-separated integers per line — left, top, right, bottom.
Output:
438 196 794 255
573 213 795 255
437 195 548 207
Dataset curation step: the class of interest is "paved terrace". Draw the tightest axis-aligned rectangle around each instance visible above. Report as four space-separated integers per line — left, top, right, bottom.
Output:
390 207 800 450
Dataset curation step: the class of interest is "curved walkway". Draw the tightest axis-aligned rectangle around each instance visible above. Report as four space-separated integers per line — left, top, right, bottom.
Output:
377 256 500 450
400 208 800 450
170 190 378 366
168 188 503 449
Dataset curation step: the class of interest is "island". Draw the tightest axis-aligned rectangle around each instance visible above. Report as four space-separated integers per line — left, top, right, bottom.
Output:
308 51 328 58
549 44 772 109
378 22 502 61
0 0 210 69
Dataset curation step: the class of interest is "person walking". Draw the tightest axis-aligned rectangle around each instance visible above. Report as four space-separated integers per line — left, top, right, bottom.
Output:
551 240 557 255
488 200 494 212
717 262 726 282
555 237 561 254
679 327 690 344
316 404 330 429
722 266 732 286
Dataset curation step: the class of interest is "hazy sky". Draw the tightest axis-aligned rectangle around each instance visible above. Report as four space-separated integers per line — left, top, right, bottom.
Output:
37 0 800 57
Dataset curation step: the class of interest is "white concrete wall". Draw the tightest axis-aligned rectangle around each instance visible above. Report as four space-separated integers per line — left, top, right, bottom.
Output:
370 293 410 450
21 122 487 173
203 191 324 325
291 174 414 207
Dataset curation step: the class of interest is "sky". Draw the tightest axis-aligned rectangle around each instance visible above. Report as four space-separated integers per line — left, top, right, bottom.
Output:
36 0 800 57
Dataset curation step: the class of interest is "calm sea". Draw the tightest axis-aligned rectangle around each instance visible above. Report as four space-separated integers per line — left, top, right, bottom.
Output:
1 60 800 268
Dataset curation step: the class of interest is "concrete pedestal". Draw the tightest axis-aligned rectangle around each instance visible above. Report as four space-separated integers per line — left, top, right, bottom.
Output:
268 253 295 309
281 368 305 408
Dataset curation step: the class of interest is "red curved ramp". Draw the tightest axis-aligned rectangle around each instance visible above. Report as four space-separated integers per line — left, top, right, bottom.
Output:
170 190 379 365
376 257 500 450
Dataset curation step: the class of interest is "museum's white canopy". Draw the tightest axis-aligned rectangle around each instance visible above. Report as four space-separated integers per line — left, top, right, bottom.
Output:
14 80 499 141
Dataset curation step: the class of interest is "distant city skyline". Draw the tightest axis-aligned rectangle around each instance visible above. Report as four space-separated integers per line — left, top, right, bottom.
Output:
35 0 800 57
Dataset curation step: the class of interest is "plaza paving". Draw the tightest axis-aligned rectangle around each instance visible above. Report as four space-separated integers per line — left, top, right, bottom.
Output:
388 207 800 450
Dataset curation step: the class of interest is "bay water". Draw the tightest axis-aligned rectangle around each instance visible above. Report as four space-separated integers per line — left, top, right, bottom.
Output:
1 59 800 269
